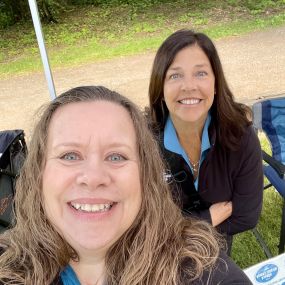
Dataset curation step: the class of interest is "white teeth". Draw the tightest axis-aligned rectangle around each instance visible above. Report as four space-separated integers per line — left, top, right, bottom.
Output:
70 202 113 213
82 204 91 212
179 98 200 105
73 203 81 210
91 204 100 212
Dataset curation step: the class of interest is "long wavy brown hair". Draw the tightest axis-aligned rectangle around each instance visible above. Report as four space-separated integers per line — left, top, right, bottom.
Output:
148 29 252 150
0 86 221 284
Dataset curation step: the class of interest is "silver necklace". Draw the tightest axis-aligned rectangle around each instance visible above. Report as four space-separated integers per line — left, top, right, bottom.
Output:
188 156 199 172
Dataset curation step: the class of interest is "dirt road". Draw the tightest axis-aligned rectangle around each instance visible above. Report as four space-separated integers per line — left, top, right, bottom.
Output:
1 25 285 135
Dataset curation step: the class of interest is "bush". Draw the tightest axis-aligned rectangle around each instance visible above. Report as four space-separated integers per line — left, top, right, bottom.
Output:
0 0 28 28
0 11 13 28
0 0 70 28
70 0 163 5
242 0 284 11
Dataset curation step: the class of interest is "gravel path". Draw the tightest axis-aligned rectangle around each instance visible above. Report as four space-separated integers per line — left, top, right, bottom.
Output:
1 25 285 135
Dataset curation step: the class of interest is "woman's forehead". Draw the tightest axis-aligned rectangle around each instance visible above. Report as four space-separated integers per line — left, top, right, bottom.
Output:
47 101 137 149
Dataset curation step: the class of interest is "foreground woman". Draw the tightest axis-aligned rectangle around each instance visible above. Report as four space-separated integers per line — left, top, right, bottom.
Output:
0 86 251 284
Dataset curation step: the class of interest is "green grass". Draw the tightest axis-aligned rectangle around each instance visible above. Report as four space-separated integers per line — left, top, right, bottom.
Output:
0 0 284 77
232 132 284 269
232 189 283 269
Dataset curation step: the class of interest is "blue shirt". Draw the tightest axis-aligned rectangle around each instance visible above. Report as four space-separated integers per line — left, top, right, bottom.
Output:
164 114 212 190
60 265 81 285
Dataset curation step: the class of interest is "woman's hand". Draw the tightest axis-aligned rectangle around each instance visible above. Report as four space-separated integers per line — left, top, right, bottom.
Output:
209 201 232 227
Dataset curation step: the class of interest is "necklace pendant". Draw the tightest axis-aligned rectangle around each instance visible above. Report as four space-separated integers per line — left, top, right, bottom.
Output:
187 155 199 173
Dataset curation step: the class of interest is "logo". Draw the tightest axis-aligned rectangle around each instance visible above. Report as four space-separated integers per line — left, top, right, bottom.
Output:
163 169 173 184
255 264 278 283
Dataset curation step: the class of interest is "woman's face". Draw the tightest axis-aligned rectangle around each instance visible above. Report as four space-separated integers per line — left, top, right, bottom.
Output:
42 101 142 258
163 44 215 127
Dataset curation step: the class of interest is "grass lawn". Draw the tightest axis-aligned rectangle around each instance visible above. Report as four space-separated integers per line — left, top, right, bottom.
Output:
0 0 285 76
233 188 283 269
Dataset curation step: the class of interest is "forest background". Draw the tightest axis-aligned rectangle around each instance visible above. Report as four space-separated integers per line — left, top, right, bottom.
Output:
1 0 285 270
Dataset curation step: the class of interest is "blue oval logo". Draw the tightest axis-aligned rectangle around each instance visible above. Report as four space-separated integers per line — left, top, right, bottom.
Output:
255 264 278 283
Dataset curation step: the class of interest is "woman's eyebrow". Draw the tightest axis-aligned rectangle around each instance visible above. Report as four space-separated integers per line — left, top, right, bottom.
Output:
52 141 133 151
52 142 82 149
168 63 210 70
106 142 134 151
167 66 181 71
194 63 211 68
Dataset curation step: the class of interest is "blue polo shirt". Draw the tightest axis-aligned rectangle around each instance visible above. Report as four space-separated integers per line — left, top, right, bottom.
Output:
164 114 212 190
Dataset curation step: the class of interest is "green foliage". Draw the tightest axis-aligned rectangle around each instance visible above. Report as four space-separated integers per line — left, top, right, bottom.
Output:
70 0 165 5
226 0 239 5
37 0 70 23
1 0 284 28
0 0 29 27
0 11 13 28
228 0 285 15
1 0 285 77
0 0 70 28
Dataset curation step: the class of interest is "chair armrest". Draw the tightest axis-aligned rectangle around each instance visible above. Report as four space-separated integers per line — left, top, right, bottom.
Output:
262 151 285 178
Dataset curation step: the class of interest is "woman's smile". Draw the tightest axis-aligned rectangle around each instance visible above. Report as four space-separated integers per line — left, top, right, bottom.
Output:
70 201 114 213
178 97 202 105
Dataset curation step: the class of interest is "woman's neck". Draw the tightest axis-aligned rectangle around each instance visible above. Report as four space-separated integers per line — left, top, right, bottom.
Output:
171 115 208 172
171 116 205 146
70 255 106 285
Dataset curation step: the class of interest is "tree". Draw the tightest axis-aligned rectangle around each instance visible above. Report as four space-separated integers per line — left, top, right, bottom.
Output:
0 0 29 25
0 0 69 28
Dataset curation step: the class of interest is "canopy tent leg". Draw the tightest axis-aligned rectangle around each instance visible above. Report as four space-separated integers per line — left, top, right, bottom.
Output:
28 0 56 100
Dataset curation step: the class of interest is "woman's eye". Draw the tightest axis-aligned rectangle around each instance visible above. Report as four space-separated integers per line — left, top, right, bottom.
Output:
169 73 181 80
107 153 126 162
60 152 80 161
196 71 207 77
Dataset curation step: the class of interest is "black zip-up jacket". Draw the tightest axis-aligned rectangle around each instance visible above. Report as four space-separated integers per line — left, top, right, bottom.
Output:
158 124 263 236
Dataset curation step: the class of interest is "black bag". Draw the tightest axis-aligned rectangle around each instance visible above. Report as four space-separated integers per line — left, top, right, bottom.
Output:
0 130 27 233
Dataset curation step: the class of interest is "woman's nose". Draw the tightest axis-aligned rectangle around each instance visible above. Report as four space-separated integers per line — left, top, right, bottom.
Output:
76 158 111 190
181 75 196 92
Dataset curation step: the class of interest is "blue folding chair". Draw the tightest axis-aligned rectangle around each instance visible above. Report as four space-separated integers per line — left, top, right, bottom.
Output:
252 96 285 258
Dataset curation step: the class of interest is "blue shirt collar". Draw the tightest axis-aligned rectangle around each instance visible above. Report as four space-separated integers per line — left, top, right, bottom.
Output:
164 114 212 163
60 265 81 285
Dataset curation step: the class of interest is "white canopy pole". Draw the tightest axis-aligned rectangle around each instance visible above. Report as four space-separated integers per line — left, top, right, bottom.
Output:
28 0 56 100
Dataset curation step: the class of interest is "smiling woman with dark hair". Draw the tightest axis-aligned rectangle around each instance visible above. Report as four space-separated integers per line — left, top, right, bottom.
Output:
0 86 251 284
148 29 263 254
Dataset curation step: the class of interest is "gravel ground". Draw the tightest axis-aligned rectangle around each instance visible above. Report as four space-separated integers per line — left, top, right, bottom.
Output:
0 25 285 136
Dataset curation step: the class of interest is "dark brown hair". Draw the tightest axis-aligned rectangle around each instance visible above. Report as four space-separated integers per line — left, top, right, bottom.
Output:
148 29 251 149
